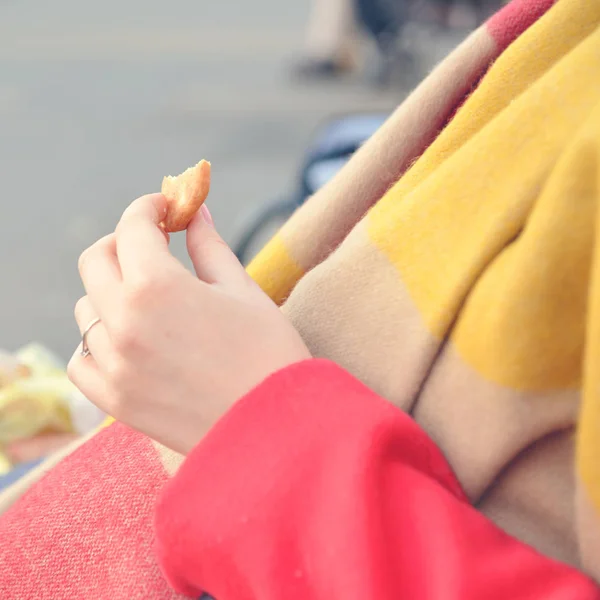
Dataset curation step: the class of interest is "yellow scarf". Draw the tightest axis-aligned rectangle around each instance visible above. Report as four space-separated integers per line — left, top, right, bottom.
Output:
249 0 600 576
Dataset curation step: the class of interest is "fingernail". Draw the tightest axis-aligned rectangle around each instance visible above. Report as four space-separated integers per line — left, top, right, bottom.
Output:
201 204 214 226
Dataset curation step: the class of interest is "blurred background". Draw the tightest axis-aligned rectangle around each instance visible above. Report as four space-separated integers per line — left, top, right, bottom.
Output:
0 0 498 477
0 0 492 359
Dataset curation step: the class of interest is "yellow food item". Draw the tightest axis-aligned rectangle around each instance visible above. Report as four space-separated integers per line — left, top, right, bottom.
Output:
0 378 73 446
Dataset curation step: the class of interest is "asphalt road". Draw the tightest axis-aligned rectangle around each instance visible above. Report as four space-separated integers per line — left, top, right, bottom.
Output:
0 0 463 360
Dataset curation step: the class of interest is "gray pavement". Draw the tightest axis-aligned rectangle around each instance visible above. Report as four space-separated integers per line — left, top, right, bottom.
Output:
0 0 464 360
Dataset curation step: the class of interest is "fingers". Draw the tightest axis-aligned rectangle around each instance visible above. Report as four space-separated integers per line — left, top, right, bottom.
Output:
67 350 111 414
115 194 177 283
73 296 114 372
187 205 249 287
68 297 112 411
78 234 122 321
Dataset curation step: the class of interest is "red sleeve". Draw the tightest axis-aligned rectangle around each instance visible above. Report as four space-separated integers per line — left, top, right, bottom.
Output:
154 359 600 600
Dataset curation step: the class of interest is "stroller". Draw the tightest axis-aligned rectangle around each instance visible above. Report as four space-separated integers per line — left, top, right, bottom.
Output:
233 113 388 265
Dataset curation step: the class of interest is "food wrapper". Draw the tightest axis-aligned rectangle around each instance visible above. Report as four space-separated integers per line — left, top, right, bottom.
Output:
0 343 105 474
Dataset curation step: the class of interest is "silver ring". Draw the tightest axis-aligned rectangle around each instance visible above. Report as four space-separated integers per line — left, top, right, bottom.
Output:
80 317 102 358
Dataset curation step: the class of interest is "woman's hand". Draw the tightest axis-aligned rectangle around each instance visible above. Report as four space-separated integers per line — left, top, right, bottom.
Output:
68 194 311 455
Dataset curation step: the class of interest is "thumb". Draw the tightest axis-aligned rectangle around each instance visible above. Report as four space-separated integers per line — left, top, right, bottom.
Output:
186 205 248 287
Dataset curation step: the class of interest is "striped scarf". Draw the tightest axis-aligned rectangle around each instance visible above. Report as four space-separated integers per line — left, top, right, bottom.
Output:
1 0 599 596
249 0 600 575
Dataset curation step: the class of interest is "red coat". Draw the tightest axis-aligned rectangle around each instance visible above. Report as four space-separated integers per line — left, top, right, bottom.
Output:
155 360 600 599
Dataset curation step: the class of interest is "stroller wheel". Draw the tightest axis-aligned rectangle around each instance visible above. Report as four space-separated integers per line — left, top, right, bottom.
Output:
234 198 298 266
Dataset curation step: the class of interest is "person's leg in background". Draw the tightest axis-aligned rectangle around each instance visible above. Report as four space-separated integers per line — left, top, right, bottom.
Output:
354 0 409 85
294 0 358 78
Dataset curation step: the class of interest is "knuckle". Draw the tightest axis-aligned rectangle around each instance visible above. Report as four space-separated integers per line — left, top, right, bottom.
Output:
74 296 86 321
114 217 128 239
210 234 230 251
125 285 152 313
78 247 92 275
112 321 142 356
124 278 152 306
206 237 231 260
190 234 226 258
78 234 116 276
